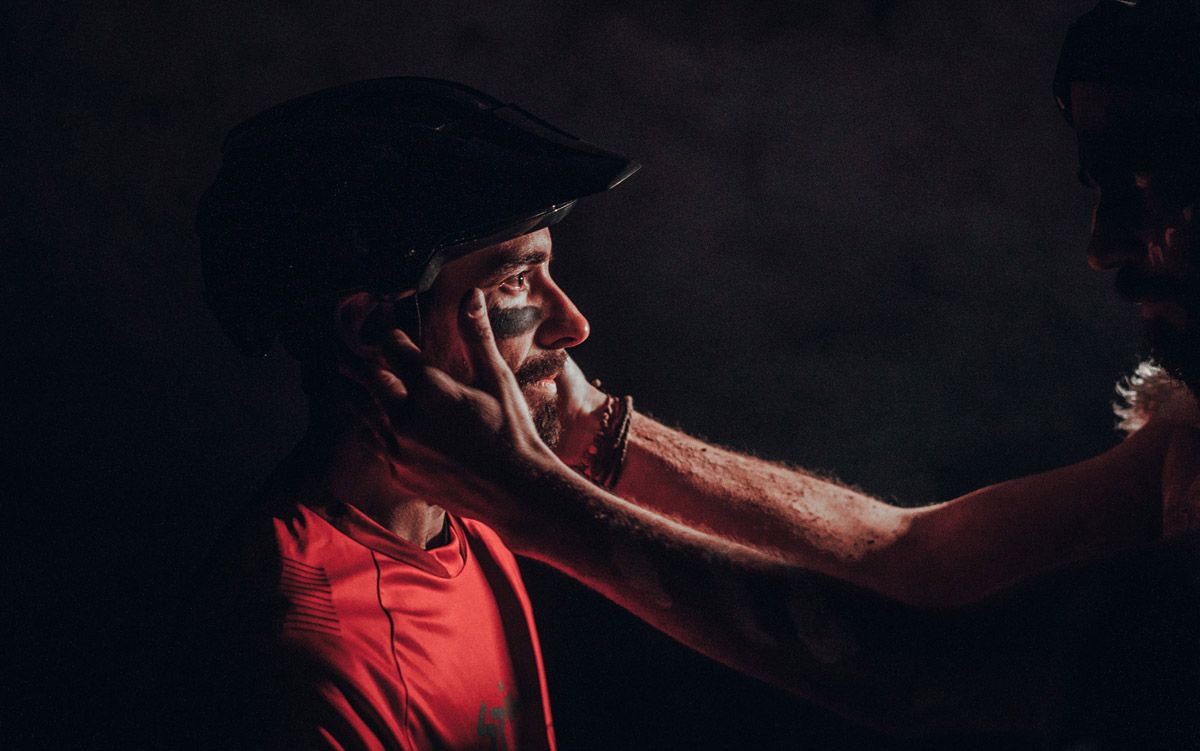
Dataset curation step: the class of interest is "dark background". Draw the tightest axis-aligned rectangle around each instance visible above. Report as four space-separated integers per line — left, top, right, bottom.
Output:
9 1 1144 748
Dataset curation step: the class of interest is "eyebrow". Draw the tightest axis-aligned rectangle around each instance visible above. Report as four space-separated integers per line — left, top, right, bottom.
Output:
484 249 551 278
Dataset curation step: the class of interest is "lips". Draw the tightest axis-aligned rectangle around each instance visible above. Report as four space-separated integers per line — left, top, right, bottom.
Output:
514 351 567 386
527 378 559 395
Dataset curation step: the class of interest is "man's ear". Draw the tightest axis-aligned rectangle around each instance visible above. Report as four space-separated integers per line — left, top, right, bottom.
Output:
334 292 387 358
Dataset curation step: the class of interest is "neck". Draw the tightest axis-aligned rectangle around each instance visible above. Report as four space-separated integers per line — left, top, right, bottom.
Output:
288 406 448 549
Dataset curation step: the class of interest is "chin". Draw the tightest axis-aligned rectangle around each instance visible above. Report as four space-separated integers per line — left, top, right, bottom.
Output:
521 386 562 447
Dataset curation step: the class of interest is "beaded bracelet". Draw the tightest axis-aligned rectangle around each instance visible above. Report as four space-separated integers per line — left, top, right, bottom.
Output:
576 394 616 481
573 386 634 490
597 395 633 489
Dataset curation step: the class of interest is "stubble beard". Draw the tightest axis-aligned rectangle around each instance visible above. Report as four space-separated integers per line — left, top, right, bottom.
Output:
521 387 562 447
515 351 567 448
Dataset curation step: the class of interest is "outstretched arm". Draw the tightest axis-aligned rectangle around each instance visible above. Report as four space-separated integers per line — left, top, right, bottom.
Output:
433 449 1198 736
362 289 1193 733
554 360 1169 607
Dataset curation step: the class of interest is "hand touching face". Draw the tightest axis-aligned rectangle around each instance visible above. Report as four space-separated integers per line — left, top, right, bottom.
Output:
419 229 590 445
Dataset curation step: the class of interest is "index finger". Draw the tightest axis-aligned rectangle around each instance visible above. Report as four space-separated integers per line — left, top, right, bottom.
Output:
458 288 522 397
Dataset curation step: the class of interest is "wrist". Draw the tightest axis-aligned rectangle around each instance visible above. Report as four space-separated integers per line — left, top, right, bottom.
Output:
493 453 602 556
486 450 574 546
555 379 611 466
569 394 634 490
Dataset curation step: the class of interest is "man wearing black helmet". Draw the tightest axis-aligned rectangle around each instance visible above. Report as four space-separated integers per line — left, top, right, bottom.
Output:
364 1 1200 744
188 78 636 750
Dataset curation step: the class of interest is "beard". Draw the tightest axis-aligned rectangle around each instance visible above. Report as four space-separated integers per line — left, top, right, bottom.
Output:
1144 314 1200 397
1118 266 1200 396
514 351 567 447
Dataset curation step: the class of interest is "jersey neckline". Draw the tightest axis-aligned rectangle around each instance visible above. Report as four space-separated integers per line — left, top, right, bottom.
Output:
309 500 469 578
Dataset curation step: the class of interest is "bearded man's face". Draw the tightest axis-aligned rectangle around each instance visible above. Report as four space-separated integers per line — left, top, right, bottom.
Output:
1118 226 1200 393
1071 83 1200 394
418 228 589 447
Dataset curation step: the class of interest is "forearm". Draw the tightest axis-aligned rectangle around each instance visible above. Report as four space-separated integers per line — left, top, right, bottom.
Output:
610 412 1171 606
613 412 914 592
499 459 1145 735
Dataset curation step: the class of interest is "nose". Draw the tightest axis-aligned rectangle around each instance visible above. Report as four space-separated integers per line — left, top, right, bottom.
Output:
1087 187 1149 271
535 279 590 350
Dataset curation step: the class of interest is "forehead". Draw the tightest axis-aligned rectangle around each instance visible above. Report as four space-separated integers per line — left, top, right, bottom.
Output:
432 228 553 288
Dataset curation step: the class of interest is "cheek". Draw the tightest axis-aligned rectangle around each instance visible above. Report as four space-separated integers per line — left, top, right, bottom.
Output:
424 327 531 383
494 337 531 375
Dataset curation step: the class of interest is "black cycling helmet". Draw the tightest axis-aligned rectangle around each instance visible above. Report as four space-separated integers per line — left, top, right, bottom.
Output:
197 77 639 356
1054 0 1200 125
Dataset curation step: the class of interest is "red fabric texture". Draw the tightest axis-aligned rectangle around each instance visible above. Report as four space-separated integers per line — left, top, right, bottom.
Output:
223 500 555 750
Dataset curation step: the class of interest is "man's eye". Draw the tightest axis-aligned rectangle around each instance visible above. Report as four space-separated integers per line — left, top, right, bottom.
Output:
501 272 529 292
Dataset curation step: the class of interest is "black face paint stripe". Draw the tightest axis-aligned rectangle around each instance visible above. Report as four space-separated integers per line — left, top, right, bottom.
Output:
488 305 541 339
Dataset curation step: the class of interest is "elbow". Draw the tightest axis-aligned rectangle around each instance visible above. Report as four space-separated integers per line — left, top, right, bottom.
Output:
849 516 991 610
